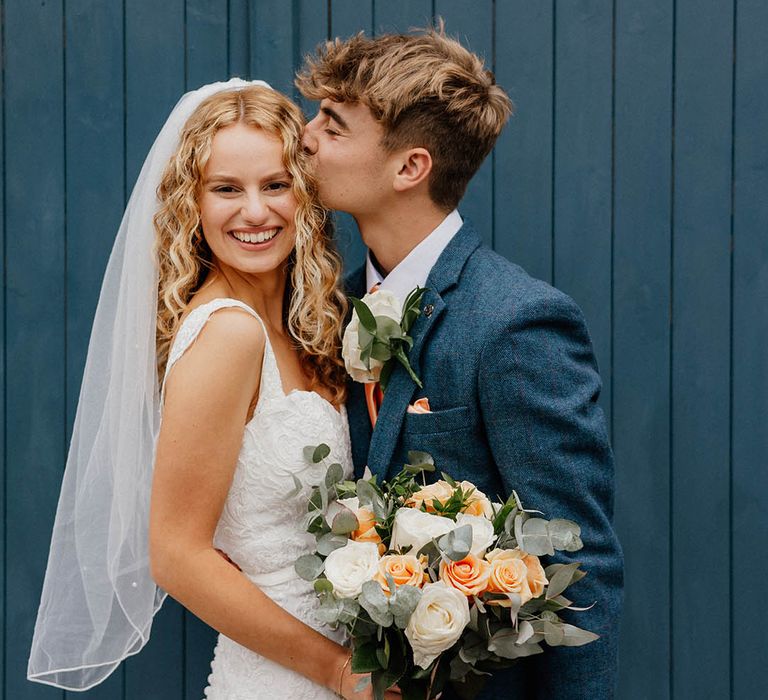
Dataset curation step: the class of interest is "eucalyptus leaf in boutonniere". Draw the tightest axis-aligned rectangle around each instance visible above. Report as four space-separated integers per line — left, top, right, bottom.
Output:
342 286 427 391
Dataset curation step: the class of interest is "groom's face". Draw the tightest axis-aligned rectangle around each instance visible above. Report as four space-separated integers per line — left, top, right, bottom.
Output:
302 100 394 215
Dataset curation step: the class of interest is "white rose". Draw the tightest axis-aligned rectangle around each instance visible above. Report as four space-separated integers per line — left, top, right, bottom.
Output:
323 540 380 599
391 508 456 554
455 513 497 558
341 289 402 383
405 582 471 669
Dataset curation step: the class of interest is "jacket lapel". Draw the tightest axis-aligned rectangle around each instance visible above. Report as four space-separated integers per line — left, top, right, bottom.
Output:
366 224 483 478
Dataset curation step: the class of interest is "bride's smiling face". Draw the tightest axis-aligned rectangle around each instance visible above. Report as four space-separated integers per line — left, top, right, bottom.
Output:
199 122 297 276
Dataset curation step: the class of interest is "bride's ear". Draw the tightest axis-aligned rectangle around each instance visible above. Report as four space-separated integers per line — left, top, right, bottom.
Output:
392 148 433 193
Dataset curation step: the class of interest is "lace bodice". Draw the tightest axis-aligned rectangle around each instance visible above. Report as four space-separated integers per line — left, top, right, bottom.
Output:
163 298 351 699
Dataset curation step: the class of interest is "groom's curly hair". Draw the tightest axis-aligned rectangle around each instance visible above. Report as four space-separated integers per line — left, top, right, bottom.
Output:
296 21 513 211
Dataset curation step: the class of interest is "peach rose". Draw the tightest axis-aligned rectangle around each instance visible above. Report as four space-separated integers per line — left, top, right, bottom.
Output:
351 507 385 555
374 554 428 594
485 549 533 606
521 553 548 598
458 481 495 519
406 480 455 513
439 554 491 596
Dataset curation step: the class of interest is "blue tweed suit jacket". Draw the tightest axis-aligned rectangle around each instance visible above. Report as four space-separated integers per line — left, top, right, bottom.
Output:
345 223 623 699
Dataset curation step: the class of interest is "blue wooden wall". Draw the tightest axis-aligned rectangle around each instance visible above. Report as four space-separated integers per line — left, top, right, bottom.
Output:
2 1 766 698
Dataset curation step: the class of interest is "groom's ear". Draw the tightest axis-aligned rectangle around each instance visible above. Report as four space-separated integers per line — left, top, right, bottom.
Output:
392 148 433 193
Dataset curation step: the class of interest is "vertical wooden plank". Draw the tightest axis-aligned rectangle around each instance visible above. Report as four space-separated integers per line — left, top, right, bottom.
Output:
186 0 228 89
250 0 295 96
228 0 250 78
434 0 493 247
124 2 186 698
4 0 65 697
553 0 613 423
328 0 374 273
0 0 6 694
494 0 554 283
63 1 126 698
672 1 733 696
183 7 230 696
732 1 768 698
183 8 229 695
295 0 329 115
373 0 431 34
612 1 674 697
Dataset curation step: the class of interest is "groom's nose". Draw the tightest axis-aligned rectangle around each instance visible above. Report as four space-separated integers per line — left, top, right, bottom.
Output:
301 116 319 155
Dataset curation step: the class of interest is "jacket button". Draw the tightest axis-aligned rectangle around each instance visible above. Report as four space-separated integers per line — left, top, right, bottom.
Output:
424 304 434 317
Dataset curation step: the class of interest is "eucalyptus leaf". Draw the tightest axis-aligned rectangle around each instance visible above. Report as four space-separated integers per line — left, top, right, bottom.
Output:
546 562 582 600
294 554 324 581
302 445 316 463
438 524 473 561
313 578 334 594
312 443 331 463
519 517 555 556
324 462 344 487
407 451 435 467
548 519 583 552
287 474 303 498
389 585 422 628
315 596 343 624
316 532 349 556
338 598 361 625
376 316 404 339
542 620 565 646
517 620 535 645
369 340 393 362
559 623 600 647
356 479 378 506
331 508 360 535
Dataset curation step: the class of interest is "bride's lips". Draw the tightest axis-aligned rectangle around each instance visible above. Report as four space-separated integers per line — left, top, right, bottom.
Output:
227 227 283 250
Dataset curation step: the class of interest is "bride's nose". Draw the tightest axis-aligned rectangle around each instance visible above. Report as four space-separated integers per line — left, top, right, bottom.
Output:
240 193 269 223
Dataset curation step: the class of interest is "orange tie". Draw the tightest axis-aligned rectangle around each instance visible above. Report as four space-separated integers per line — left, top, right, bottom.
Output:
365 281 383 427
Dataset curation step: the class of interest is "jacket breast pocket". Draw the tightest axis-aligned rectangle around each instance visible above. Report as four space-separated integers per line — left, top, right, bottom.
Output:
402 405 473 436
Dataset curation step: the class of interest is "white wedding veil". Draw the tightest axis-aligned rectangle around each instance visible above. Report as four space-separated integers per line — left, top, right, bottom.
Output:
27 78 271 691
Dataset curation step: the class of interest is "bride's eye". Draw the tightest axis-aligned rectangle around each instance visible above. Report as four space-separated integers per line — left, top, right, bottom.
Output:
213 185 238 193
265 181 290 192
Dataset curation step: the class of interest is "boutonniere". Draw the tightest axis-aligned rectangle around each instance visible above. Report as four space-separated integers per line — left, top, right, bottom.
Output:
342 286 427 391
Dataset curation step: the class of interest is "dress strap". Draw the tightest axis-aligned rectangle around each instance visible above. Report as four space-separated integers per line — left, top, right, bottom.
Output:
161 298 281 400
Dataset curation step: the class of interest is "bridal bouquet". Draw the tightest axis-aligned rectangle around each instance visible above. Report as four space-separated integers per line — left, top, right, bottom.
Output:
294 447 599 699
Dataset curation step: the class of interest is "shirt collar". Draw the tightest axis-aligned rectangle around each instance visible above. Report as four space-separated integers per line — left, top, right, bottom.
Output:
365 209 463 301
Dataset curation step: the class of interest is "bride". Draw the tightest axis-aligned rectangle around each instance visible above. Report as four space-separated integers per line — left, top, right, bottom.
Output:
27 80 400 699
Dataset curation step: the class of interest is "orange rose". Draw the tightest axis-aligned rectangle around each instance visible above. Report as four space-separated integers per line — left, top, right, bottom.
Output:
485 549 533 606
439 554 491 596
351 507 385 555
406 480 455 513
521 553 548 598
374 554 428 594
458 481 494 519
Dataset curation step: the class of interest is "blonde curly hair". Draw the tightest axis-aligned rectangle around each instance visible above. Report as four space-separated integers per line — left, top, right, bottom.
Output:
154 85 348 402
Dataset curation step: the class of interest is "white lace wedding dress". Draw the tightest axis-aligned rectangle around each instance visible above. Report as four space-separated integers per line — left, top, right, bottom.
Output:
163 298 351 700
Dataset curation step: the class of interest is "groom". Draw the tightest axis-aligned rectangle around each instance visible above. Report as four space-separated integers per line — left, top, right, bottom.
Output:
299 27 623 699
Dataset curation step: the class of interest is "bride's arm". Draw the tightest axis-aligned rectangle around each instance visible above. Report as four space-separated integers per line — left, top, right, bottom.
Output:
149 310 377 698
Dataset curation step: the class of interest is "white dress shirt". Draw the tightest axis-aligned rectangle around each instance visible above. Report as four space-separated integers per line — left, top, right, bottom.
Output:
365 209 463 301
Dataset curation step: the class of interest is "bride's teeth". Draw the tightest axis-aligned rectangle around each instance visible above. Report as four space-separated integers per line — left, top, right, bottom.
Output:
232 228 278 243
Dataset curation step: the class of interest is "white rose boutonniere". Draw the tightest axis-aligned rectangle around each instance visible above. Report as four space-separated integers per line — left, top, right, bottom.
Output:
342 286 427 390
